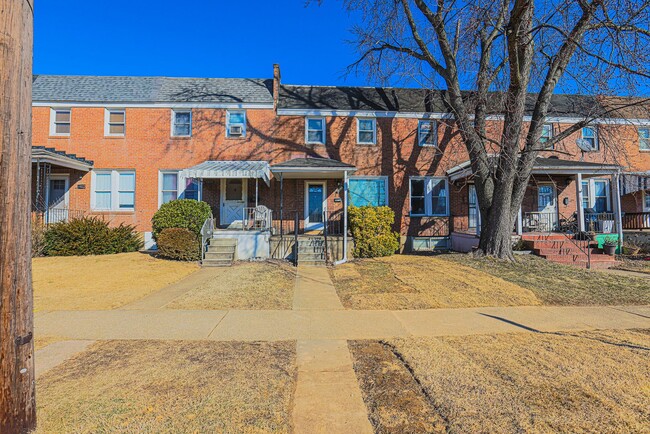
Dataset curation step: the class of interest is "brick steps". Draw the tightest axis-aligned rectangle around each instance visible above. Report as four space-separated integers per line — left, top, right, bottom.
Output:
522 233 617 269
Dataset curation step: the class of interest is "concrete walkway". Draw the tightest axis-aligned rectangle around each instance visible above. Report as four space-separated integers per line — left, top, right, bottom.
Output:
293 265 344 310
35 340 95 377
35 305 650 342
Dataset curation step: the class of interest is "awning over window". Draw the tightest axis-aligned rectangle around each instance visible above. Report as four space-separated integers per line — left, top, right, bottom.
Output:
181 161 271 186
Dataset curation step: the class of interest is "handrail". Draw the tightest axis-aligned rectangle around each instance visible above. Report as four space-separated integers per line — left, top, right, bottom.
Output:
557 211 592 270
242 206 272 231
200 216 214 261
293 212 299 266
322 210 329 264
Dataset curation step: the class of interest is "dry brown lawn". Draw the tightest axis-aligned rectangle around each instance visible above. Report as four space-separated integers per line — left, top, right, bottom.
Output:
33 253 198 312
330 255 540 309
614 257 650 275
443 253 650 306
351 329 650 433
36 340 296 433
34 335 65 351
166 261 295 310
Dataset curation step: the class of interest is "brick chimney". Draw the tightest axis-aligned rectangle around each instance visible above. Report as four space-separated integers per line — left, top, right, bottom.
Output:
273 64 281 114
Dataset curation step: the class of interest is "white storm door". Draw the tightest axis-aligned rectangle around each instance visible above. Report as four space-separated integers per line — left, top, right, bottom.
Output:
220 178 247 226
46 175 70 223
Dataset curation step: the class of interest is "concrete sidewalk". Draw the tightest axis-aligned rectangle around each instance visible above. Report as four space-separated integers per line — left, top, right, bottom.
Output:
35 305 650 342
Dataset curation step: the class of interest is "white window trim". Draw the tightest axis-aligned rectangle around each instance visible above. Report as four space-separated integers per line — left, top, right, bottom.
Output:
639 127 650 151
305 116 326 145
49 108 71 136
582 178 611 212
643 190 650 212
157 170 202 208
581 126 599 151
418 120 438 147
348 176 389 206
409 176 449 217
171 109 192 137
356 117 376 145
226 110 247 138
104 109 126 137
91 169 136 211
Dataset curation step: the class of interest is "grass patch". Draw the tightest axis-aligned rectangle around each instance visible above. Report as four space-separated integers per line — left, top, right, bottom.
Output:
329 255 540 309
34 335 65 351
442 253 650 306
166 261 295 310
36 340 296 433
33 253 198 312
352 330 650 433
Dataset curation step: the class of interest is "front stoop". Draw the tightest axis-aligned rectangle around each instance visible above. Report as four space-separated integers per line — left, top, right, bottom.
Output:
297 237 326 266
522 233 619 269
202 238 237 267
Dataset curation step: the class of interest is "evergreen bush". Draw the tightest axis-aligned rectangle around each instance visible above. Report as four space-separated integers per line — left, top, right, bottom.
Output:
156 228 201 261
151 199 212 240
348 206 399 258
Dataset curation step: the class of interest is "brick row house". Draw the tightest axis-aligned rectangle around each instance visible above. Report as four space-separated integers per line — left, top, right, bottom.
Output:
31 65 650 264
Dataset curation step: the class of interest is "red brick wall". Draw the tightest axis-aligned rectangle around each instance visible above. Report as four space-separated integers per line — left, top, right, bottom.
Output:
32 105 650 235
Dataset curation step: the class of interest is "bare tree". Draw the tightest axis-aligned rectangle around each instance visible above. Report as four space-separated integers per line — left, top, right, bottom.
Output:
341 0 650 259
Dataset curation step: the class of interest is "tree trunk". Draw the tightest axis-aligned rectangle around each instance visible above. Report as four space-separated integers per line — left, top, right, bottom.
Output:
0 0 36 433
476 179 519 260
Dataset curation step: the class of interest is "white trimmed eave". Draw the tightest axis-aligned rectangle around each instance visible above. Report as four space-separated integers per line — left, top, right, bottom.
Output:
271 167 357 179
449 165 620 182
34 101 274 110
31 154 93 172
181 161 272 186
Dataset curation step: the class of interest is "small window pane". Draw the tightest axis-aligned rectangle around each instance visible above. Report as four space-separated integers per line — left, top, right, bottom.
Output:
119 192 135 208
175 112 191 124
162 191 177 204
640 128 650 150
55 123 70 134
358 131 374 143
308 118 323 130
229 112 245 124
109 112 125 123
55 111 70 122
594 181 607 197
119 173 135 191
96 173 112 191
358 119 374 130
109 124 125 135
225 179 242 201
411 179 425 197
174 124 191 136
162 173 178 191
307 130 323 143
95 192 111 209
411 198 426 215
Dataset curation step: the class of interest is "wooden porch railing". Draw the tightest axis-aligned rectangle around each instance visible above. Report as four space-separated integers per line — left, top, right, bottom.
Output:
622 212 650 230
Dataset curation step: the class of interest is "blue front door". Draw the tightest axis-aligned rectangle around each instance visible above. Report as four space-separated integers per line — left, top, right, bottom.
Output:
306 183 324 228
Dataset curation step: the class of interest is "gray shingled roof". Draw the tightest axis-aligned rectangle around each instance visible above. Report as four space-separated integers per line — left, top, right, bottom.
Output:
271 157 356 169
279 85 648 118
32 146 94 167
32 75 274 104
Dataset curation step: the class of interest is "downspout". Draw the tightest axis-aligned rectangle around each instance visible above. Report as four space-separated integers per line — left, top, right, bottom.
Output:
335 170 349 265
613 170 624 252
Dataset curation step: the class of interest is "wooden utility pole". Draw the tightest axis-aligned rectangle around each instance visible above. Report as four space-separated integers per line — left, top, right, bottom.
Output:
0 0 36 432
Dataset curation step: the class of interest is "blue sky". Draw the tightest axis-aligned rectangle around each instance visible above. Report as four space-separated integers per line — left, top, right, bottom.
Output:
35 0 367 86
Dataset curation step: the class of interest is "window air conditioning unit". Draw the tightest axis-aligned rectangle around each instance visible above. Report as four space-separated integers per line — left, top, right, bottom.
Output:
229 125 243 136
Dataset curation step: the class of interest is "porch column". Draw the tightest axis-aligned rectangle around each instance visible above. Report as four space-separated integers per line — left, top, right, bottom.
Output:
612 172 624 245
255 178 259 207
337 170 349 264
279 174 284 238
516 207 523 235
576 173 585 232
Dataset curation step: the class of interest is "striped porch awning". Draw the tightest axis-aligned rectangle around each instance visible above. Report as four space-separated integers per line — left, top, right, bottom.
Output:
181 161 271 186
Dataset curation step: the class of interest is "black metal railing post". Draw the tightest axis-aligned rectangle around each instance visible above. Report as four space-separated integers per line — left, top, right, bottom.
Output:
294 212 299 266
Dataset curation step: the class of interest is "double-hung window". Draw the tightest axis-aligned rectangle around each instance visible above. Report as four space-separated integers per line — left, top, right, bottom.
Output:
644 190 650 211
105 109 126 136
172 110 192 137
581 126 598 151
159 171 200 206
468 185 478 228
581 179 610 213
348 177 388 207
418 120 437 147
50 109 71 136
92 170 135 210
305 117 325 144
409 177 448 216
226 110 246 138
540 124 553 149
639 127 650 151
357 118 376 145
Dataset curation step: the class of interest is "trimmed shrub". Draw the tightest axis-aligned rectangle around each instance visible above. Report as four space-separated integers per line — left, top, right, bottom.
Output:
151 199 212 241
44 216 143 256
348 206 400 258
156 228 201 261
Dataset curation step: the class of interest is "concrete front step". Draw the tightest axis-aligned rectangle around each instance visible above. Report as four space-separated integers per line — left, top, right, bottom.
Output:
202 259 233 267
298 246 326 254
209 238 238 246
207 245 236 253
204 251 235 261
297 260 327 266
